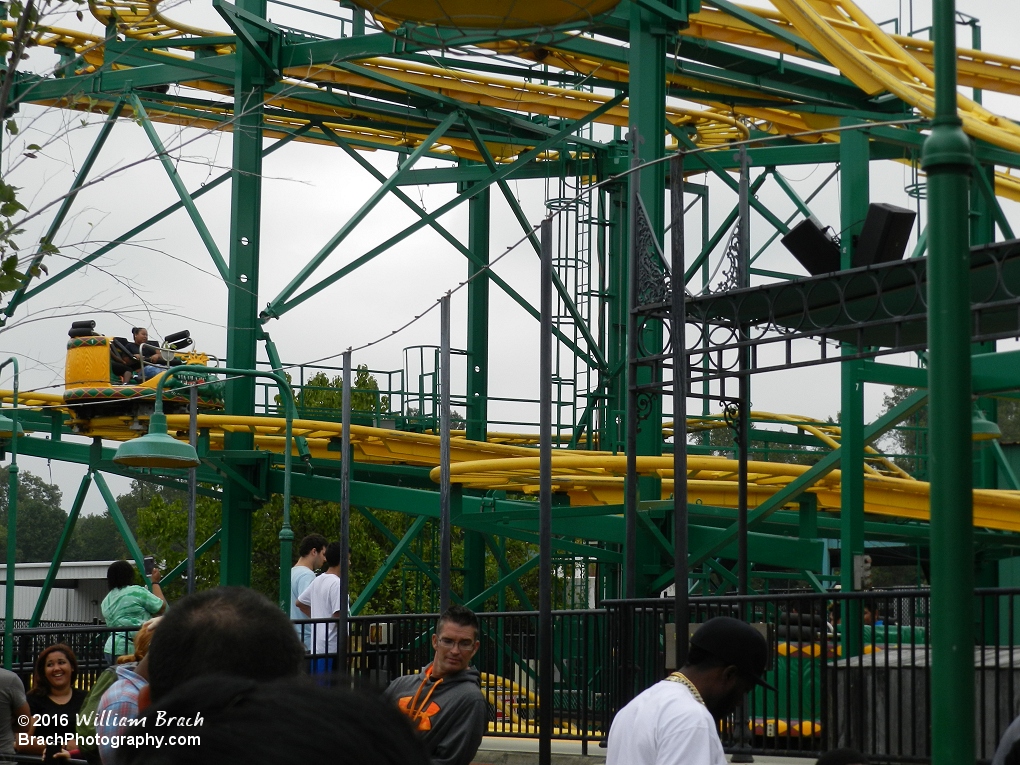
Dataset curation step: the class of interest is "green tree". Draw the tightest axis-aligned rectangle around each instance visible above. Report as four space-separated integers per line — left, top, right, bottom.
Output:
0 469 65 561
65 513 129 561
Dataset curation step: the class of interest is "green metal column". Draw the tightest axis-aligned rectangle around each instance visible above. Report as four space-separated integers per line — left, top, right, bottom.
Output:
839 119 868 655
464 178 489 600
924 0 976 759
628 2 666 596
222 0 269 586
465 179 489 442
971 163 997 490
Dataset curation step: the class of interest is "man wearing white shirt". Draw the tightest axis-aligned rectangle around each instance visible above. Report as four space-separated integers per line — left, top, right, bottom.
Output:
297 541 346 677
607 617 774 765
291 534 327 650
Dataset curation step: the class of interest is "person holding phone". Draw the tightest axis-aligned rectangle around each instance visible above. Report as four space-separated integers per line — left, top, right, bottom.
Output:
101 560 167 665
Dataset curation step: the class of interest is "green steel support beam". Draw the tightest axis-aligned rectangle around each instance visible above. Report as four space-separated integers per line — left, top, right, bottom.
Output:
671 129 791 236
463 176 489 602
269 95 625 318
463 556 541 611
701 0 821 58
924 0 976 757
351 515 430 615
993 442 1020 490
629 0 668 596
268 110 459 312
319 125 593 366
28 474 92 627
463 116 607 370
465 173 489 443
221 0 268 587
684 171 770 284
130 95 230 281
751 167 839 265
687 389 929 567
356 507 447 599
3 99 125 322
482 534 534 610
839 118 869 657
93 471 151 587
18 126 310 304
161 529 222 585
973 161 1015 240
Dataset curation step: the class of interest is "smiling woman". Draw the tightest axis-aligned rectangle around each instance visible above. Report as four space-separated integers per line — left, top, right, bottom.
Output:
17 644 88 763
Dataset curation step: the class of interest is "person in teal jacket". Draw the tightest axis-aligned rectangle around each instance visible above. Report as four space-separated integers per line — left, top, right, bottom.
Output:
101 560 167 664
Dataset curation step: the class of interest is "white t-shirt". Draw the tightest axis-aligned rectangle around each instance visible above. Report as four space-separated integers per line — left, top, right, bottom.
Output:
297 572 345 654
606 679 727 765
290 565 316 650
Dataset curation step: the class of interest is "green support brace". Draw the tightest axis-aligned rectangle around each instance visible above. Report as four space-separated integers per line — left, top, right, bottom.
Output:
3 99 125 322
924 0 977 754
93 472 151 587
221 0 269 587
483 534 535 610
268 95 626 318
130 94 229 281
161 530 222 585
351 515 430 615
628 0 667 595
463 177 490 601
687 390 929 567
269 110 459 311
29 474 92 626
18 126 311 304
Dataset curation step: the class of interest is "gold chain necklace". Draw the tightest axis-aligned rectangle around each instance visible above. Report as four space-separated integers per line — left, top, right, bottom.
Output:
665 672 705 707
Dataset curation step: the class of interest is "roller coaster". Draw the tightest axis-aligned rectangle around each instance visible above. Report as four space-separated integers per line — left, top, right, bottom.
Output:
2 0 1020 624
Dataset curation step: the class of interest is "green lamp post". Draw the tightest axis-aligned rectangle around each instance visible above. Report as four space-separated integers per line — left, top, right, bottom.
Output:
1 357 24 670
113 366 297 612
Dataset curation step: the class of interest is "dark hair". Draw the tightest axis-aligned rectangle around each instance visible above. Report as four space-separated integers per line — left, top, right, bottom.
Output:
298 534 328 558
436 605 479 640
147 587 305 701
30 644 78 697
120 675 429 765
816 749 869 765
324 541 344 568
107 560 137 591
131 327 144 335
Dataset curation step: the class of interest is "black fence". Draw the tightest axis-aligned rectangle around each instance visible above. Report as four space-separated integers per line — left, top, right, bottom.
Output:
7 588 1020 761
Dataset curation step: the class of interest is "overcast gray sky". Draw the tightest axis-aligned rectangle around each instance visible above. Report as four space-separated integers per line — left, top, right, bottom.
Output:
2 0 1017 514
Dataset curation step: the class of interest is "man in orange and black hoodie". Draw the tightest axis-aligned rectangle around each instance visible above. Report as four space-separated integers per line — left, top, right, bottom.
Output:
384 605 487 765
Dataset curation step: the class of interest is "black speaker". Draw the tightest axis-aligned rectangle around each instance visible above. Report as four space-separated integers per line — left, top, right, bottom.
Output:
853 203 916 267
782 218 841 276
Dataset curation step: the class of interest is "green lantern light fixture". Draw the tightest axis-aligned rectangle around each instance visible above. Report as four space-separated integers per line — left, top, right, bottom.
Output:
972 406 1002 442
113 411 200 468
0 411 23 438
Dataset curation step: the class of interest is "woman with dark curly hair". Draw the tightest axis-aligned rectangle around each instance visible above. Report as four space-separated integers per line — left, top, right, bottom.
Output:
16 644 87 762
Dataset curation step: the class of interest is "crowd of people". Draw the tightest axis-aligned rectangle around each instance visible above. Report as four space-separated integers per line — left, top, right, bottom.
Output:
0 536 487 765
7 541 1020 765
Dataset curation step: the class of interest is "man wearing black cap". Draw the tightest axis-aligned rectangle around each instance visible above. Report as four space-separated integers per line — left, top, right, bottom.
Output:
607 616 774 765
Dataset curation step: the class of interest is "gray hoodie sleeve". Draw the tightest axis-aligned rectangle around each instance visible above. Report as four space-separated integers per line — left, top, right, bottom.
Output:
430 690 487 765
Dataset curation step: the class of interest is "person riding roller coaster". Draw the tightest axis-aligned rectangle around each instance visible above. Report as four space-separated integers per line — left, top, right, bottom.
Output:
111 327 186 384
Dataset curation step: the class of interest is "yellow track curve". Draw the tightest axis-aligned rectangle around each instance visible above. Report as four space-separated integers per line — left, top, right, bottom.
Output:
3 390 1017 533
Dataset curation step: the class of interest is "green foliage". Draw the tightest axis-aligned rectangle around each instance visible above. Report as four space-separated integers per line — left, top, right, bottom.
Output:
0 469 66 562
